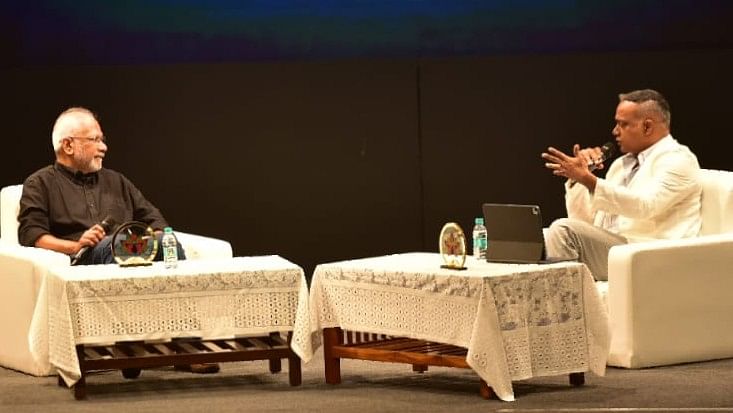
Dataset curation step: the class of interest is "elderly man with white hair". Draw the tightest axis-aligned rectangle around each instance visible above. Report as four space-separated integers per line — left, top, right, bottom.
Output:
17 107 219 374
17 107 184 265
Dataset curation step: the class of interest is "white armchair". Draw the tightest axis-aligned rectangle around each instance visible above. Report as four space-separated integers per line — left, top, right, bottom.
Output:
605 169 733 368
0 184 233 376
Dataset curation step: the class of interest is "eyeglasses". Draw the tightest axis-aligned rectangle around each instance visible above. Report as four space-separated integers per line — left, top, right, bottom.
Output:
68 135 107 145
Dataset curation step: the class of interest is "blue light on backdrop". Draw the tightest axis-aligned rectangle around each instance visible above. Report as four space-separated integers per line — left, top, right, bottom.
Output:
2 0 732 66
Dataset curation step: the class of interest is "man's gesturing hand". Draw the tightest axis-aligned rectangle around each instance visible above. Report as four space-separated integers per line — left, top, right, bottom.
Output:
541 144 599 190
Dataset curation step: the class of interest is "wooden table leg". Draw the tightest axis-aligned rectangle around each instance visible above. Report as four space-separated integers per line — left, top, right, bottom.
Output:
412 364 428 373
73 344 88 400
323 327 342 385
284 331 301 386
72 376 87 400
122 368 142 379
268 332 283 373
569 372 585 386
288 355 302 386
479 379 494 400
269 358 282 373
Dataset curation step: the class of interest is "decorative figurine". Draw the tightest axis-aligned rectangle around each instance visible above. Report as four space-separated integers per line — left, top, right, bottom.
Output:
439 222 467 270
111 221 158 267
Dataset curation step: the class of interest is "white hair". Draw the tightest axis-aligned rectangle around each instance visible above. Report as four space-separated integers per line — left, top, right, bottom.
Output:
51 107 96 152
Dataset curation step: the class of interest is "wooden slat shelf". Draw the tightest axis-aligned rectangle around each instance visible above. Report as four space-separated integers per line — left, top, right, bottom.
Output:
323 327 584 400
60 333 301 400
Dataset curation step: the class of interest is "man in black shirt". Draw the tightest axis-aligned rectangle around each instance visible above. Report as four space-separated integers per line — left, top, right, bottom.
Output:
18 107 218 374
18 107 183 265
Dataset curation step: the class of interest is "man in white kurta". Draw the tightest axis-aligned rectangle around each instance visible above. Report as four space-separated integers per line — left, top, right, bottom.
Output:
541 89 701 280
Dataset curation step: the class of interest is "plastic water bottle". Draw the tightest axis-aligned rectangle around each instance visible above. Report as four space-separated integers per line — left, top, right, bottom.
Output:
162 227 178 269
472 217 488 260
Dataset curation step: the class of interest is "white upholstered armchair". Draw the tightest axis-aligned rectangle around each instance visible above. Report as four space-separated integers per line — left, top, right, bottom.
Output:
604 169 733 368
0 184 233 376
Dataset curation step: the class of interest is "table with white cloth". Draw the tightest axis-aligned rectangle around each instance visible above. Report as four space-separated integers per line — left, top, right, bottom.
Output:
30 255 310 399
290 252 610 402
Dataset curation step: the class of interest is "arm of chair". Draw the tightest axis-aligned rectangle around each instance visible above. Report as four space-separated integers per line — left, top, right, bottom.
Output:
0 244 70 376
176 231 233 260
606 234 733 368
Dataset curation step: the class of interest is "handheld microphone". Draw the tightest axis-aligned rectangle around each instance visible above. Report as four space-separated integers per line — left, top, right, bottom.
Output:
568 141 617 188
70 215 117 265
587 141 617 171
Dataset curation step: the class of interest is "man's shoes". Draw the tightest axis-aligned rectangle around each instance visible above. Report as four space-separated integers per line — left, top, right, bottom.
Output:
174 363 220 374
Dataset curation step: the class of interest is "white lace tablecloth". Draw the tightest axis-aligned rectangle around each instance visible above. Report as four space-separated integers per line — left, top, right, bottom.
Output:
290 252 609 402
29 256 310 386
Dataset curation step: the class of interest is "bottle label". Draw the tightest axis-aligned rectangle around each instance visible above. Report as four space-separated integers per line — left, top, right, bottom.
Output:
164 247 177 260
163 234 178 267
473 232 488 258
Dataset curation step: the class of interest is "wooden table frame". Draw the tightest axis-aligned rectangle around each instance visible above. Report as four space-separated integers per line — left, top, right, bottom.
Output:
323 327 584 400
59 332 301 400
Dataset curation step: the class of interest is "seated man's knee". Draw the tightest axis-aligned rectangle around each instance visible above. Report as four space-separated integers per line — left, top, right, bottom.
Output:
547 218 574 239
545 218 582 259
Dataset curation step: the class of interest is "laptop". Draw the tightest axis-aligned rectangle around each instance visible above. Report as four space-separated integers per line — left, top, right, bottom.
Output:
481 203 572 264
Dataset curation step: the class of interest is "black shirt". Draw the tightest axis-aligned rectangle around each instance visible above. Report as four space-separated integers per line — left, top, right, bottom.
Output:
18 162 168 247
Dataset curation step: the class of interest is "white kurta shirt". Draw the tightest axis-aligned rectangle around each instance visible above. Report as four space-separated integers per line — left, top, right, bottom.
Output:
564 135 702 242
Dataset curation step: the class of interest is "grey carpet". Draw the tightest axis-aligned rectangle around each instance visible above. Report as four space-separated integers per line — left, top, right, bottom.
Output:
1 350 732 412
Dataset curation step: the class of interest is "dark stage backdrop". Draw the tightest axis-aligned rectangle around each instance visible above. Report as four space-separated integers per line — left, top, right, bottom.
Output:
1 60 424 274
2 1 733 275
3 49 733 275
418 49 733 246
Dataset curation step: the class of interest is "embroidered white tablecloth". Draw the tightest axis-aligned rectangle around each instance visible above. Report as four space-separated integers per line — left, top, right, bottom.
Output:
29 256 310 386
290 252 609 402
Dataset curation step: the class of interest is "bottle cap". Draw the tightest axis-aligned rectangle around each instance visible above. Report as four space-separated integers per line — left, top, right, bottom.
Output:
475 217 484 225
164 227 173 233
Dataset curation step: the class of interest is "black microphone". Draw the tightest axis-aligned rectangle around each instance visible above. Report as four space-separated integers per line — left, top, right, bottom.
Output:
569 141 617 187
70 215 117 265
586 141 617 171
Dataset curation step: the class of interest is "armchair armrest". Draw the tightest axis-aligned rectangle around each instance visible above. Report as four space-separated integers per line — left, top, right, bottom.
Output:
176 231 233 260
607 234 733 368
